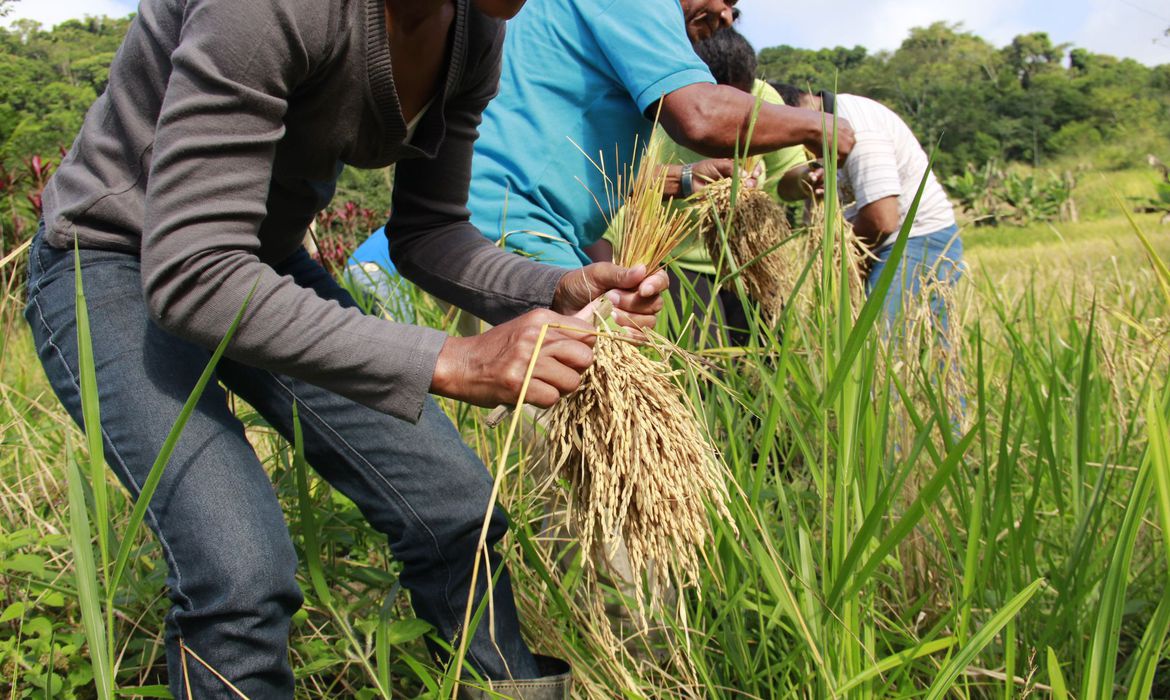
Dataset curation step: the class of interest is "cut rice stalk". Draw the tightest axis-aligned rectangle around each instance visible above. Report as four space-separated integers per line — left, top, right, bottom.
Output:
699 178 797 326
541 130 734 609
542 329 732 603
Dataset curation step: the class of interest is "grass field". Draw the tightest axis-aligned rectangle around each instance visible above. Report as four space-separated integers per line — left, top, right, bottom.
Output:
1 202 1169 698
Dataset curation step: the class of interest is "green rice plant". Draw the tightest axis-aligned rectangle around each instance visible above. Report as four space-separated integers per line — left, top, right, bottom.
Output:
70 240 114 699
1124 585 1170 700
65 444 112 700
1081 447 1156 699
290 400 397 699
7 159 1170 698
924 578 1044 700
1047 646 1070 700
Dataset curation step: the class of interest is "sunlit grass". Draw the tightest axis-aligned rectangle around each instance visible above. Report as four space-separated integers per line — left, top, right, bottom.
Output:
1 194 1168 698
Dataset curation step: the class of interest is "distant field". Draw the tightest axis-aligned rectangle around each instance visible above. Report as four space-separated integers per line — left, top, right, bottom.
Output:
965 213 1170 275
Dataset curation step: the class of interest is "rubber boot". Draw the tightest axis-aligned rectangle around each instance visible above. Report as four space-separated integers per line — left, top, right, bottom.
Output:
456 655 571 700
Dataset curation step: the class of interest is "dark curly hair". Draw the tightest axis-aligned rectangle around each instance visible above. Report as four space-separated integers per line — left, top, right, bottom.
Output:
694 27 757 91
769 82 808 108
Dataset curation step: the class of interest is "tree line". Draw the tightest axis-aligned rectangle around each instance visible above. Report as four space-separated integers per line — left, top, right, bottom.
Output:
758 22 1170 175
1 16 1169 181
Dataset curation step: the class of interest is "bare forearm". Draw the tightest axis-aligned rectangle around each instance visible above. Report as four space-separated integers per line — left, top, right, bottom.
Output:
661 164 684 198
852 196 901 250
851 217 889 251
659 84 823 158
583 239 613 263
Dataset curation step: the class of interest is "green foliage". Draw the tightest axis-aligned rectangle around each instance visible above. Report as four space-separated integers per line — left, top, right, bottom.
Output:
3 208 1170 696
757 22 1170 175
945 160 1078 225
0 16 133 167
1 10 1169 699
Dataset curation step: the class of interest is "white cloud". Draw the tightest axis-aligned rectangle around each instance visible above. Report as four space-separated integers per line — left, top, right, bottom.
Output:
5 0 137 29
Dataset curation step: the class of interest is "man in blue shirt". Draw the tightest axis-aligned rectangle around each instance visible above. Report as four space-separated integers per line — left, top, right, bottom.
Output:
469 0 855 269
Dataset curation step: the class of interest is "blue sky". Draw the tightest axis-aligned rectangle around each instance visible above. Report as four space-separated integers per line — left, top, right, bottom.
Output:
8 0 1170 66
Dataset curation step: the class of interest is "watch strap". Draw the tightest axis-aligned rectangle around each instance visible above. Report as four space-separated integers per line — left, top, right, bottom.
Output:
679 163 695 198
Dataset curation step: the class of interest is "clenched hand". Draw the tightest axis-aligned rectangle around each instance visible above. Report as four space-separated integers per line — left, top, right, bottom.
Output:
552 263 668 330
430 306 597 409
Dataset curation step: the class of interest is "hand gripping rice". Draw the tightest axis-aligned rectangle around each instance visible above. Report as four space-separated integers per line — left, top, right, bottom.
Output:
542 135 734 606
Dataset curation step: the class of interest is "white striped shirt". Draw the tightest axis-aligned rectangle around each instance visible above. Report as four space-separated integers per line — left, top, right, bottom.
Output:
835 94 955 246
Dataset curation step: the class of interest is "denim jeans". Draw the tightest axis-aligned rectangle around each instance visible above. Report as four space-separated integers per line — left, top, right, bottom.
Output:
24 225 541 698
865 225 964 331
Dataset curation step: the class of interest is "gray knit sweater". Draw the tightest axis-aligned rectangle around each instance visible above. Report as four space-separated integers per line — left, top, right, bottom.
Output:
41 0 565 422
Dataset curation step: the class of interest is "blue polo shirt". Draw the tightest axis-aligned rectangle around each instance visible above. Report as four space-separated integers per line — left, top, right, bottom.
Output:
468 0 714 269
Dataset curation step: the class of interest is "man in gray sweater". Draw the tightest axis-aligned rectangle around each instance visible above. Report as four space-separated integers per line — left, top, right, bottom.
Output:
26 0 665 697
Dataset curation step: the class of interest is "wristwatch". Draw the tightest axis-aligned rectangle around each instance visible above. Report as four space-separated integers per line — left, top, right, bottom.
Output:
679 163 695 198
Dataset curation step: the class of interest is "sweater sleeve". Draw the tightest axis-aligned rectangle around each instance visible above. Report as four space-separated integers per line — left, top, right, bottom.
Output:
140 0 446 423
388 22 567 326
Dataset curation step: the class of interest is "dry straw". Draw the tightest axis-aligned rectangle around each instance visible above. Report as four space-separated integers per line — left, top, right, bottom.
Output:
542 133 733 609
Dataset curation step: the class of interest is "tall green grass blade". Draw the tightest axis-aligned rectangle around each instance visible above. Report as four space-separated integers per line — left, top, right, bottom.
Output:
1047 647 1069 700
1116 192 1170 306
924 577 1044 700
1071 302 1096 520
1127 390 1170 698
1148 392 1170 576
115 685 172 698
1082 450 1154 699
401 655 441 696
108 280 257 597
827 428 976 608
823 417 934 610
291 403 388 698
66 453 113 700
1124 585 1170 700
743 526 833 693
293 402 333 606
72 241 110 579
71 241 116 687
958 413 989 645
821 153 935 407
836 638 956 694
1003 618 1017 700
375 588 396 698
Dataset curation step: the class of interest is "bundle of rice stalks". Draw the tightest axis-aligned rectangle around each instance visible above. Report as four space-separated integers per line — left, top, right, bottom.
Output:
542 333 730 598
541 133 733 608
699 174 797 325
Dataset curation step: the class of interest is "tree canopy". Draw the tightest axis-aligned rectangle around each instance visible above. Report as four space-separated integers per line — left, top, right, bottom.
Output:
758 22 1170 173
1 17 1167 178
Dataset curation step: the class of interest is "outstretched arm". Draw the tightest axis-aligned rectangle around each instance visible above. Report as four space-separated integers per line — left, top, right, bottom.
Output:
656 83 855 162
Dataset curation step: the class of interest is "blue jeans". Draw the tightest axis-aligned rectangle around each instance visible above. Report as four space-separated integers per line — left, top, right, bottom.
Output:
865 225 964 331
24 226 541 698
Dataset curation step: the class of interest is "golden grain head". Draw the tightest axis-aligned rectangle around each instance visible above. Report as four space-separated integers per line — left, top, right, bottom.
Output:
542 334 732 608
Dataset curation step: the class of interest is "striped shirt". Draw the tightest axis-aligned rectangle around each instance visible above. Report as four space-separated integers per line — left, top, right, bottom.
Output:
835 94 955 247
